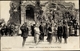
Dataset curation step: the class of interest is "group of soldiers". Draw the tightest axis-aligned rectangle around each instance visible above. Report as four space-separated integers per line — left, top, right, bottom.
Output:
20 20 69 47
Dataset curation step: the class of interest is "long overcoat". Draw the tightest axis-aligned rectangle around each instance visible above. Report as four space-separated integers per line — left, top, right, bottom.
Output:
63 25 68 38
57 26 63 37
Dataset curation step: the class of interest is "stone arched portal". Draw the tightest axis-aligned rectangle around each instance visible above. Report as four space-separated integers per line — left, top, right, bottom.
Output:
26 5 35 20
21 3 36 26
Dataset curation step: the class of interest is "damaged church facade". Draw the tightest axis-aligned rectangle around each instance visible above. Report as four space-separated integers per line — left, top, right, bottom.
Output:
9 0 76 26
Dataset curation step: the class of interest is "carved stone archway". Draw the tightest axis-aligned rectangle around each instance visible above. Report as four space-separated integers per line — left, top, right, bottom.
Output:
21 1 36 25
26 5 35 21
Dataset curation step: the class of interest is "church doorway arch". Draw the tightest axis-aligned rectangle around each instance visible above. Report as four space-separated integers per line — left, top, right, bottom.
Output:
26 5 35 20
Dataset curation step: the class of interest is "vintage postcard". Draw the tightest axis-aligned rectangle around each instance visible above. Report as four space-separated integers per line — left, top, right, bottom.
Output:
0 0 80 51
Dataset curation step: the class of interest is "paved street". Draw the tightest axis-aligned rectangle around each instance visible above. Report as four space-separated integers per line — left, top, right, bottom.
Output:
1 36 80 51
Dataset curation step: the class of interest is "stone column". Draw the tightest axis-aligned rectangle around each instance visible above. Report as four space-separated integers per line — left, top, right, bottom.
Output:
21 4 26 25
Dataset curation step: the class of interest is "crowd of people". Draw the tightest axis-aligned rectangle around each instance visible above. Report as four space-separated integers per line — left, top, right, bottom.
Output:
0 18 78 47
20 20 69 47
0 23 19 36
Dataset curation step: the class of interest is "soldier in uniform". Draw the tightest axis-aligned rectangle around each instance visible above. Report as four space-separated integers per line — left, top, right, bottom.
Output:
20 22 29 47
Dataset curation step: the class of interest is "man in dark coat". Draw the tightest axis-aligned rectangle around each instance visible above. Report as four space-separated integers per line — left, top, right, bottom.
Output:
39 22 44 41
20 22 29 47
63 23 68 43
47 24 52 44
57 24 63 43
6 24 11 36
73 23 78 36
1 24 6 36
31 24 35 36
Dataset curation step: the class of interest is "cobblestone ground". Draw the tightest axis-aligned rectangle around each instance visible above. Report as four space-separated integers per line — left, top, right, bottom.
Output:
1 35 80 51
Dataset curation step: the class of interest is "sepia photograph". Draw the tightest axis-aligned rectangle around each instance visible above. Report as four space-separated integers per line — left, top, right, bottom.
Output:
0 0 80 51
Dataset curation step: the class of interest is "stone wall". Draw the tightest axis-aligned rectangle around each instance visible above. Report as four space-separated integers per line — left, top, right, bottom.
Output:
9 0 76 26
9 1 21 25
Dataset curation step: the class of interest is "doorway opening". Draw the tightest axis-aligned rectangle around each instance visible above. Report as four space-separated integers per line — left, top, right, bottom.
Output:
26 5 34 20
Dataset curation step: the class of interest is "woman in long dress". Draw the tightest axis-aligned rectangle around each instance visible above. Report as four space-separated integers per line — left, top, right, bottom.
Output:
34 23 40 44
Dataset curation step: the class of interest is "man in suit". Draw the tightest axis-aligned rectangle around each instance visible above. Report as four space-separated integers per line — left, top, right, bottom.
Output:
20 22 29 47
63 22 68 43
57 23 63 43
31 24 35 36
47 24 52 44
39 22 44 41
